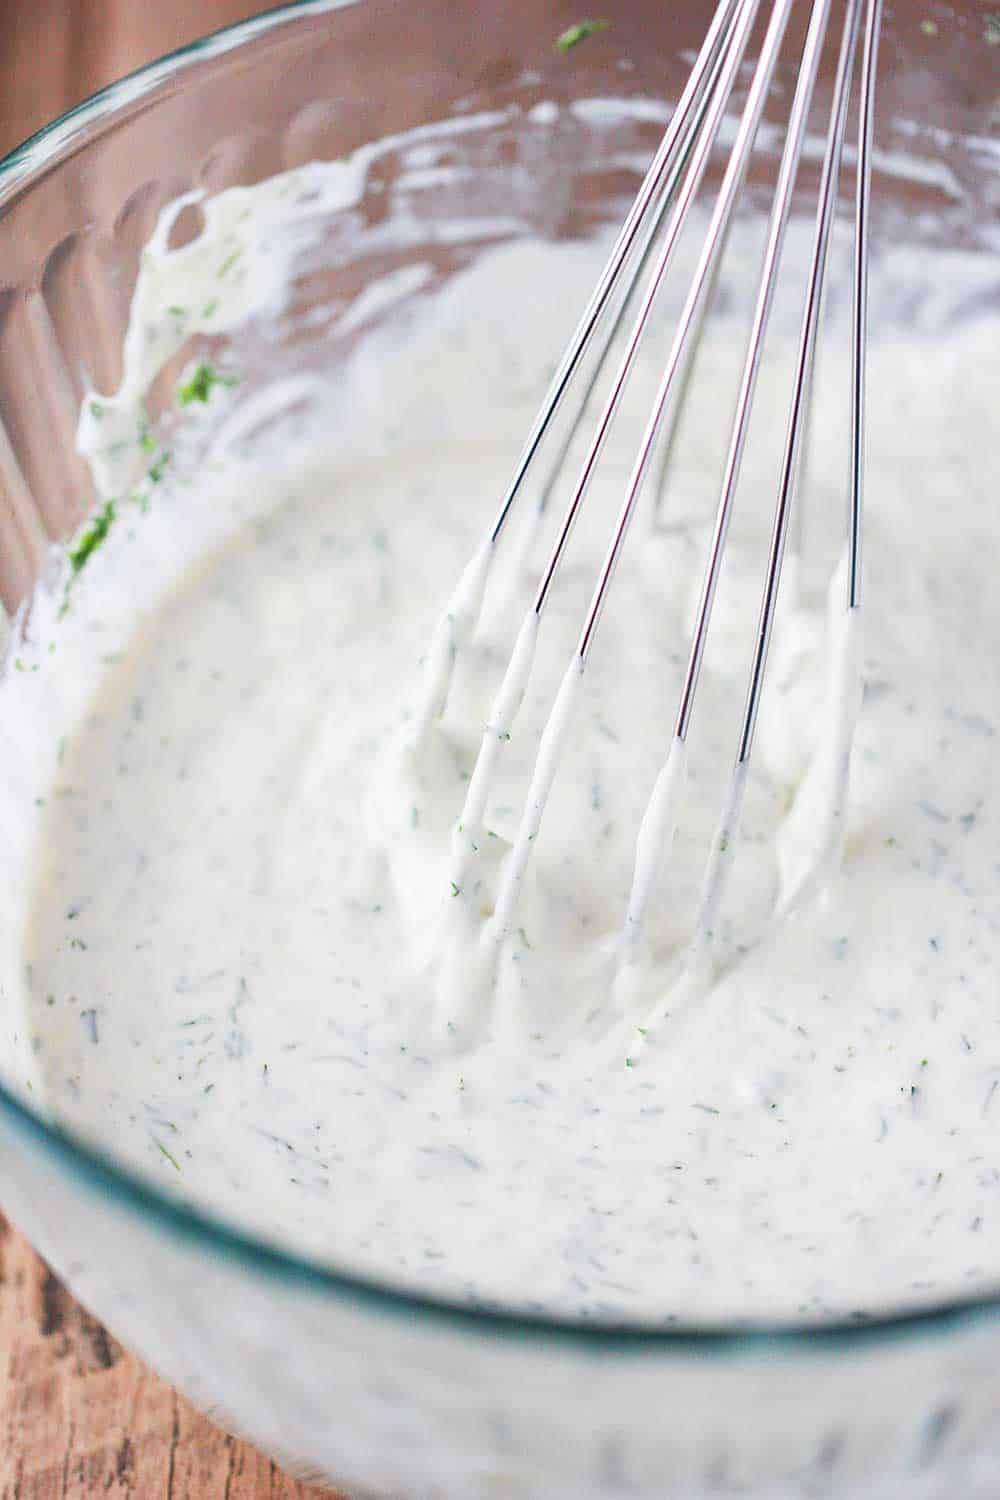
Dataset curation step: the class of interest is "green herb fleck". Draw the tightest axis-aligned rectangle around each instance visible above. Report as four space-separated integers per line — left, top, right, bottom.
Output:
167 305 187 318
518 926 532 949
217 248 243 278
985 12 1000 44
920 18 938 35
450 881 461 898
624 1056 635 1069
88 400 105 421
139 427 157 453
154 1138 181 1172
201 298 219 319
555 18 610 51
67 501 116 577
147 451 171 484
178 362 239 407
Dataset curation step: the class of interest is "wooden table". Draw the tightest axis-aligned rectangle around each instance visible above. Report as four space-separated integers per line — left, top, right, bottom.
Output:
0 1216 341 1498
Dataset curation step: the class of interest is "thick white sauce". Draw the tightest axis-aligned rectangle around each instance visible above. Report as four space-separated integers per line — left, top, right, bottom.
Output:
4 151 1000 1326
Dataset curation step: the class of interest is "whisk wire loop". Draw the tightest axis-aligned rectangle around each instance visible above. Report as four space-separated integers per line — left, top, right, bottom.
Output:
430 0 885 996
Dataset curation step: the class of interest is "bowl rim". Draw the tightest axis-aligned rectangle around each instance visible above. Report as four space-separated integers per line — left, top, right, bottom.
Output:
2 0 1000 1358
0 0 352 207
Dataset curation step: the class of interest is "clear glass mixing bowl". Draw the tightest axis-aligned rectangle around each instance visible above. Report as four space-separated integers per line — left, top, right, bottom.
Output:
1 2 999 1495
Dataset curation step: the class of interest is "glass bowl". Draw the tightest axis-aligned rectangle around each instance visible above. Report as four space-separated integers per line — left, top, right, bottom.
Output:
1 2 999 1495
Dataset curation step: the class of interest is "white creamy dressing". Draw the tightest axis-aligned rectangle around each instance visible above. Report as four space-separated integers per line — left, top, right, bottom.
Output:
3 139 1000 1325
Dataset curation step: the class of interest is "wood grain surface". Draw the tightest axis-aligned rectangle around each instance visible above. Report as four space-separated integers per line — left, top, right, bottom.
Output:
0 1216 342 1499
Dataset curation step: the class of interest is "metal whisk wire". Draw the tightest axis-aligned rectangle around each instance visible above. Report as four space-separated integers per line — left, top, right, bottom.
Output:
487 0 744 549
684 0 883 978
431 0 884 1007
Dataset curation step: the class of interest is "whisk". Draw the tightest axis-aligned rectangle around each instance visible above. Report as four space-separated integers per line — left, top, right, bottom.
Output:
422 0 884 1023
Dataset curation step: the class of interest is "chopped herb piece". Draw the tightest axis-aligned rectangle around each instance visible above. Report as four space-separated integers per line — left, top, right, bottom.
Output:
178 362 239 407
147 452 171 484
201 298 219 319
154 1138 181 1171
88 400 105 420
986 12 1000 44
450 881 461 898
920 18 938 35
167 305 187 318
68 501 116 577
555 18 610 51
217 248 243 278
518 926 532 949
139 428 157 453
624 1056 635 1068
